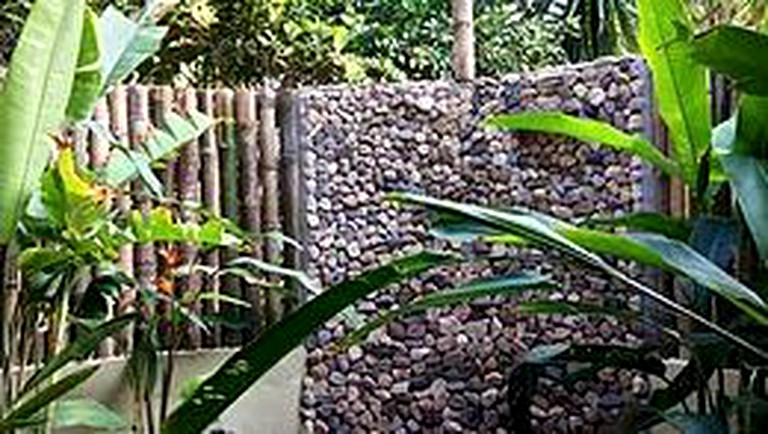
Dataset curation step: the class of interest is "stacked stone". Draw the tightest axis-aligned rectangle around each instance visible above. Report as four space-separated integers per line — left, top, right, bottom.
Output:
300 56 652 433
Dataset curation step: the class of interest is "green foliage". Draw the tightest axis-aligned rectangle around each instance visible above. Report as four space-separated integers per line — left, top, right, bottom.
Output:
638 0 710 188
162 252 457 433
192 0 364 85
0 0 85 243
66 7 102 122
487 112 680 177
475 3 569 75
392 192 768 430
52 398 126 430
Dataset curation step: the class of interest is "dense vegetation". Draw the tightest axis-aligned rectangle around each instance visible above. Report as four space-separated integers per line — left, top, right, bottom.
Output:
2 0 627 84
2 0 768 433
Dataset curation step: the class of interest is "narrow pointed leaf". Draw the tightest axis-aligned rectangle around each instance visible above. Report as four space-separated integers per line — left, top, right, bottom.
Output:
344 273 555 346
162 252 458 434
22 314 136 395
584 211 692 241
2 366 98 427
392 193 768 359
486 112 679 177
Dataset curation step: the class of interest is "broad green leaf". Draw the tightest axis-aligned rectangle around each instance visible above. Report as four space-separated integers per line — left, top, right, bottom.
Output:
632 233 763 307
161 252 458 434
66 7 102 122
638 0 710 186
104 148 163 195
343 273 555 346
485 112 680 177
690 25 768 96
103 110 212 189
584 211 692 241
392 192 768 359
713 114 768 262
141 110 211 160
22 314 136 396
53 398 126 430
2 366 98 429
0 0 85 242
100 6 167 92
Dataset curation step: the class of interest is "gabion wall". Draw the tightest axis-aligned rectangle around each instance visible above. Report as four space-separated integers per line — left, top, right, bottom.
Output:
299 57 654 434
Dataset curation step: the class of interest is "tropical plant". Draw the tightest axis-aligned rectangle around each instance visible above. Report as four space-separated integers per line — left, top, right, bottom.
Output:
0 0 229 431
394 0 768 429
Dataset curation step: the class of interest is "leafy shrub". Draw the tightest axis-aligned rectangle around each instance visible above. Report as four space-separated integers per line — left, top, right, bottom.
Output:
476 3 569 75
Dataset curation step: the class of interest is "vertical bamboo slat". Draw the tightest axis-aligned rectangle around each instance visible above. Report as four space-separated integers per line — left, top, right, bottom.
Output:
198 89 222 347
150 86 177 194
279 89 307 307
236 89 263 334
128 86 157 299
259 86 283 321
215 89 242 346
175 87 203 349
108 86 134 354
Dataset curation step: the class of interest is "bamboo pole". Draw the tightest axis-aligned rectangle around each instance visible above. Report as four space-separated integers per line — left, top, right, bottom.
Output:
175 87 203 349
214 89 241 346
150 86 177 194
91 98 116 357
452 0 475 81
236 88 263 336
108 86 134 355
128 85 156 306
259 85 283 322
278 88 307 309
198 89 221 347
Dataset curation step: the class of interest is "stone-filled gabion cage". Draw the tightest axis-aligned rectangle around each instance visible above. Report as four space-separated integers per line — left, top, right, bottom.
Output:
298 57 657 434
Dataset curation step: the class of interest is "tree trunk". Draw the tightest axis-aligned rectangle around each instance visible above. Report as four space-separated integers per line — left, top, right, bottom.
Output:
452 0 475 81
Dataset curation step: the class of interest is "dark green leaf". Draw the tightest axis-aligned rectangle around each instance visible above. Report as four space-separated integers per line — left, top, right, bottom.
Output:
344 273 554 346
392 192 768 359
2 367 98 428
584 212 692 241
485 112 680 178
691 25 768 96
22 314 135 396
161 252 457 434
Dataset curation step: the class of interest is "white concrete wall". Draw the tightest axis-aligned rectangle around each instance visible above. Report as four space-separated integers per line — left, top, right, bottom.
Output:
55 348 305 434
